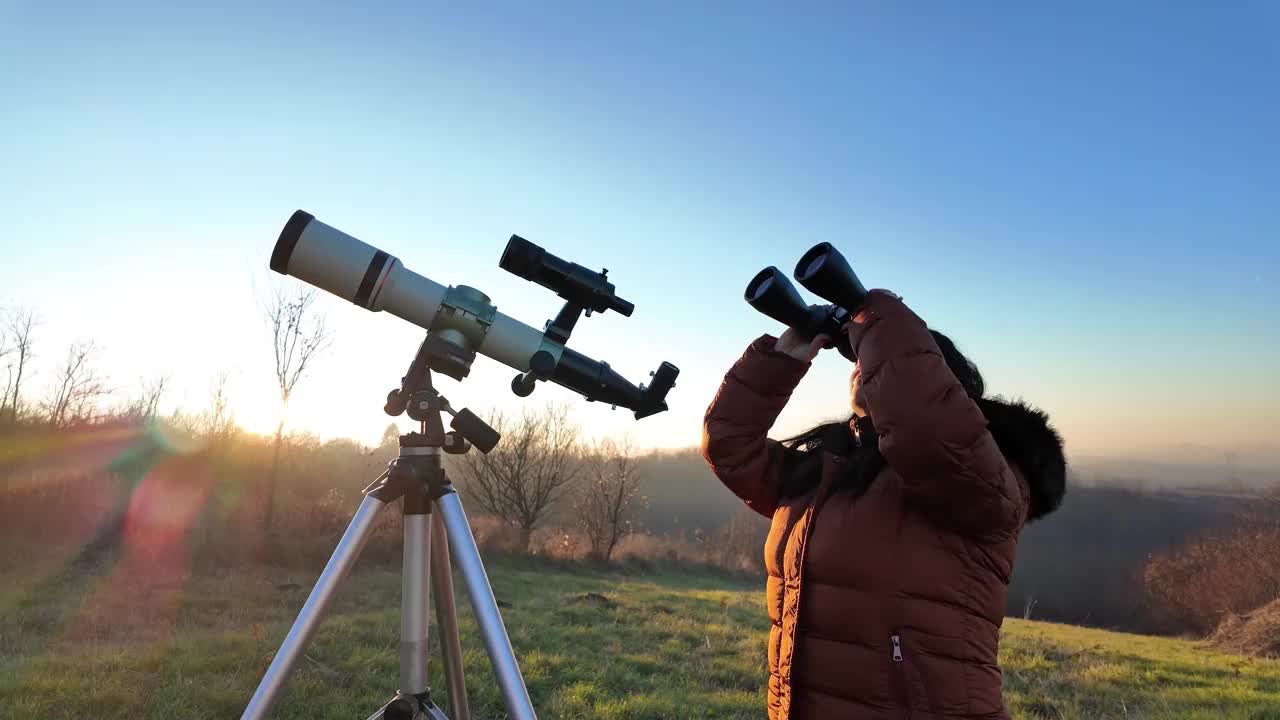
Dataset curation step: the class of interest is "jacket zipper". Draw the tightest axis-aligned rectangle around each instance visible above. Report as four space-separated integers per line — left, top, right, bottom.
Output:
892 634 911 719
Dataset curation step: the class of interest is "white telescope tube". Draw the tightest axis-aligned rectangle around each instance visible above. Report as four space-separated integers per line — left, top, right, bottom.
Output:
271 211 546 372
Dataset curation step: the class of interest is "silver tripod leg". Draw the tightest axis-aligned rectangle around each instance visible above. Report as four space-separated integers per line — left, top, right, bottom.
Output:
431 509 470 719
436 491 537 720
363 498 451 720
401 510 432 695
242 494 387 720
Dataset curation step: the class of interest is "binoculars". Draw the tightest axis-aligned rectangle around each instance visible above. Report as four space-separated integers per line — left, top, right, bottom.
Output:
744 242 869 361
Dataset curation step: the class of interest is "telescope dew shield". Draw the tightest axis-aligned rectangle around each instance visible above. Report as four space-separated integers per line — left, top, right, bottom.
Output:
270 211 546 373
273 211 411 313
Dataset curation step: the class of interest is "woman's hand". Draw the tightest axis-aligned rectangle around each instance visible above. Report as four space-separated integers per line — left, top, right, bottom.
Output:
774 326 831 363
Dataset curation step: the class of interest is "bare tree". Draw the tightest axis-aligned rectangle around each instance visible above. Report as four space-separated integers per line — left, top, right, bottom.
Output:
43 340 110 428
197 371 237 445
575 437 645 561
710 506 771 573
142 375 168 420
455 403 581 552
117 374 170 423
0 319 11 419
3 308 37 424
263 284 331 531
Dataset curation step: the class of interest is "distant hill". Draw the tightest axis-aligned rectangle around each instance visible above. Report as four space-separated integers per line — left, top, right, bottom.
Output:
1007 484 1249 632
633 448 740 536
1071 453 1280 492
631 446 1264 633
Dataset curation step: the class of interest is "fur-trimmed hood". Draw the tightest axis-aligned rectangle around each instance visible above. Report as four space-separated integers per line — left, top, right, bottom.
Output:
976 397 1067 522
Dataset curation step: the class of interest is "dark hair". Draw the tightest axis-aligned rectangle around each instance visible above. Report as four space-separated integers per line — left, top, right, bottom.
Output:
778 330 983 497
929 330 984 401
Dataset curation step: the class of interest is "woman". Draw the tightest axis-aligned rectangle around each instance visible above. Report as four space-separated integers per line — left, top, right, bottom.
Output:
701 289 1066 720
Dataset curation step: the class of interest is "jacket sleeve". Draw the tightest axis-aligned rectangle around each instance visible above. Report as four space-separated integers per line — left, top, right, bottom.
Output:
700 334 811 518
847 291 1026 538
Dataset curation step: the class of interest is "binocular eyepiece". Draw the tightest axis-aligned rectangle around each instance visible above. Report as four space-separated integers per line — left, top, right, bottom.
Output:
744 242 869 361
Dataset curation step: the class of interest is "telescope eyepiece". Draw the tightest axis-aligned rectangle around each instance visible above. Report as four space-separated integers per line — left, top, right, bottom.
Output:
637 361 679 419
608 294 635 317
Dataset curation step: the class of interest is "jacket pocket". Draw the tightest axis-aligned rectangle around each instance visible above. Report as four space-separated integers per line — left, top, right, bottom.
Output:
892 633 942 720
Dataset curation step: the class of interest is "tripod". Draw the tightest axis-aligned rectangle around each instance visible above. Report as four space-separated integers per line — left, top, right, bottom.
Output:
241 336 538 720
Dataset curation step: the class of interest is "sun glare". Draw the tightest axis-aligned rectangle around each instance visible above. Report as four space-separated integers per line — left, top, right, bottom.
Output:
233 396 284 438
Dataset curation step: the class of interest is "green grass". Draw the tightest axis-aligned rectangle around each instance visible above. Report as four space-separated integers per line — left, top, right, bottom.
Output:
2 556 1279 719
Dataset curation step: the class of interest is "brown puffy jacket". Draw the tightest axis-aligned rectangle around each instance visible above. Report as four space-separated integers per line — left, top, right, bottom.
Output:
701 292 1065 720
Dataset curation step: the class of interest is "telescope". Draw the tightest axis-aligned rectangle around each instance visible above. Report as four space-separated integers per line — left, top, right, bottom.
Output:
744 241 869 361
270 211 678 419
249 210 680 720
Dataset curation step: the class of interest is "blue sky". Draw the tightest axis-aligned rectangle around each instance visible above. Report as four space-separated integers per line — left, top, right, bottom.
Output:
2 2 1277 462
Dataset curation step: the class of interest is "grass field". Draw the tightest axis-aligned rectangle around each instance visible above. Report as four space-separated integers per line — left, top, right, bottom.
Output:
3 555 1279 719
